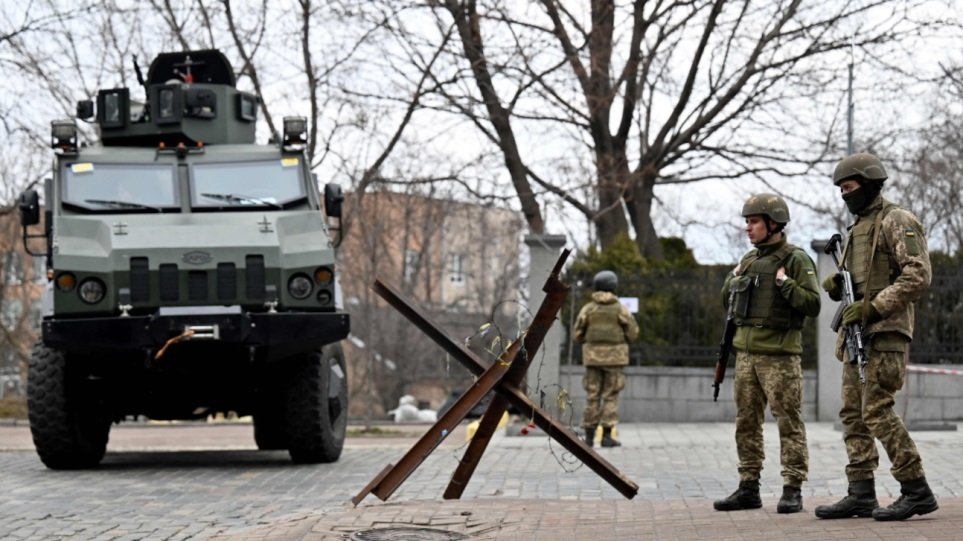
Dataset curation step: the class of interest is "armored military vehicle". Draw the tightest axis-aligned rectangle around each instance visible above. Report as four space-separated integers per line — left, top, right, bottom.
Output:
18 50 350 469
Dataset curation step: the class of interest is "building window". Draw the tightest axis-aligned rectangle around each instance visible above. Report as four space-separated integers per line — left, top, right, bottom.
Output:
2 252 23 285
449 254 465 285
403 249 420 283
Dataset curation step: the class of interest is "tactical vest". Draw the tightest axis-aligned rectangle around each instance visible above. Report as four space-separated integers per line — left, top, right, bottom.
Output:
845 202 900 298
583 302 627 344
734 243 805 330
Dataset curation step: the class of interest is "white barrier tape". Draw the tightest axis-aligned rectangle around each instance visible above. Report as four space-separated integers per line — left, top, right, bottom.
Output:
907 365 963 376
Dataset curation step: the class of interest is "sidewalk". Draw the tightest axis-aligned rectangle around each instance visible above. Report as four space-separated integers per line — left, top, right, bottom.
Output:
3 420 960 540
212 497 960 540
207 420 963 541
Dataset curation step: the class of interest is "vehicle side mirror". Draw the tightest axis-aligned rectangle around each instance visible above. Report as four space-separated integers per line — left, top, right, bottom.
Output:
324 183 343 220
19 189 40 226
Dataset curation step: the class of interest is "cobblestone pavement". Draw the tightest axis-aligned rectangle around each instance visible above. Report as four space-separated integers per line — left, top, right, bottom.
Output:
1 421 961 540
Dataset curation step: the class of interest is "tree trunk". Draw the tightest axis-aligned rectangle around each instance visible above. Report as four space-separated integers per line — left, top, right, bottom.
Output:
445 0 545 234
626 165 663 260
593 144 630 249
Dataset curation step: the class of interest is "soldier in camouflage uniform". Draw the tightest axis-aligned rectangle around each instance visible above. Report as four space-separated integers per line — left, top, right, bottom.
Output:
815 153 938 522
574 270 639 448
714 194 820 515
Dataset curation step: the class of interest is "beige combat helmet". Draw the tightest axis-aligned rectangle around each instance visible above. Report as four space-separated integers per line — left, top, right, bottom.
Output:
833 152 887 186
741 193 790 224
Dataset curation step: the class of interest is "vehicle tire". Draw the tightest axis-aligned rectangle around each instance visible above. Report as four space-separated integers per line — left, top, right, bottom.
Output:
27 341 110 469
284 343 347 464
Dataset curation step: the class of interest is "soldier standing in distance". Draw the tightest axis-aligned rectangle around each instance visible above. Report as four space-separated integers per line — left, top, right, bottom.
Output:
714 194 820 514
574 270 639 448
815 153 938 521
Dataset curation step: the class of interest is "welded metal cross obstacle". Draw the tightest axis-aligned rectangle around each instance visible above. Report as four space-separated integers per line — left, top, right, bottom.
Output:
351 249 639 505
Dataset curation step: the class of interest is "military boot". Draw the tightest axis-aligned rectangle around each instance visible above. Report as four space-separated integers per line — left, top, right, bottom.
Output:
814 479 878 519
872 477 938 521
776 485 803 514
713 480 762 511
583 426 597 448
600 427 621 447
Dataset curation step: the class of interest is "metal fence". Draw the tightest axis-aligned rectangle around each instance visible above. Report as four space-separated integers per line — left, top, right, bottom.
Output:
912 259 963 365
563 262 963 368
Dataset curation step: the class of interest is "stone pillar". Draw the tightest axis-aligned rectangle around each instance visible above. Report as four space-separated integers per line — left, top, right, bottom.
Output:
524 234 568 416
812 239 843 422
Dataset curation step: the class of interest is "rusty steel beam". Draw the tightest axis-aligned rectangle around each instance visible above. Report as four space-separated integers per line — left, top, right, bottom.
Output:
486 369 638 499
352 249 638 504
443 392 511 500
351 278 526 505
367 338 522 502
445 250 571 499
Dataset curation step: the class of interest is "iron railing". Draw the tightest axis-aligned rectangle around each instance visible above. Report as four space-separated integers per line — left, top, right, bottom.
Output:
564 262 962 368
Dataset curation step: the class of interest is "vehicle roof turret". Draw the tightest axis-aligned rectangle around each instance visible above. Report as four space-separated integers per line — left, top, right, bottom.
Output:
85 49 258 148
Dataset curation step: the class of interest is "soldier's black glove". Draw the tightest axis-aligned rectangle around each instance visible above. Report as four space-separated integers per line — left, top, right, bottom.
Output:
821 273 842 302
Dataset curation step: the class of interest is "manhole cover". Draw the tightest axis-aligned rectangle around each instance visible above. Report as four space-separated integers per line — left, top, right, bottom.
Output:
351 527 470 541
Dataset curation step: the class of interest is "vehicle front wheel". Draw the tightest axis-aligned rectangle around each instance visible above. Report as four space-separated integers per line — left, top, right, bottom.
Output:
283 343 347 464
27 341 110 469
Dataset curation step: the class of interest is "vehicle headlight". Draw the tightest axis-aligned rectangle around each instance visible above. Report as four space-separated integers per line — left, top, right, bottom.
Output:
78 278 106 304
287 274 313 300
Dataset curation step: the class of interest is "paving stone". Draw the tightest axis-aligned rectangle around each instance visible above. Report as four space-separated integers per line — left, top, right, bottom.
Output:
0 422 961 539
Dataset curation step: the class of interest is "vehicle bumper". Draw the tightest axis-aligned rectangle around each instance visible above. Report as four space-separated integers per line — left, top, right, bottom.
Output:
41 307 350 361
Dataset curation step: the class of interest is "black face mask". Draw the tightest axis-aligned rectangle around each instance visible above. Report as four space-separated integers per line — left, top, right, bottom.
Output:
842 182 883 214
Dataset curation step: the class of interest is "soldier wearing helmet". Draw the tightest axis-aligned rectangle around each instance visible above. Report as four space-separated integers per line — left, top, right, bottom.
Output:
816 153 937 522
715 193 820 515
573 270 639 448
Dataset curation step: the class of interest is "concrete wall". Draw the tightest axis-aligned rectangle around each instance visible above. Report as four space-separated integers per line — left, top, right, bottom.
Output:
900 367 963 425
561 365 818 423
559 364 963 424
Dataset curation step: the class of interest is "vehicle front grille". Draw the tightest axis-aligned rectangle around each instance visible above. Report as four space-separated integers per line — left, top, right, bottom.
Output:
245 255 265 300
217 263 236 300
188 270 208 300
159 264 179 301
130 257 150 302
126 257 265 304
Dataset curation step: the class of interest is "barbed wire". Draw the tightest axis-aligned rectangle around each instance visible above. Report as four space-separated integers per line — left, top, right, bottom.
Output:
447 298 586 474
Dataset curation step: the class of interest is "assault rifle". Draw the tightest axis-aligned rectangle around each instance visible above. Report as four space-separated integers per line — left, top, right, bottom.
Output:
712 287 738 402
825 233 868 383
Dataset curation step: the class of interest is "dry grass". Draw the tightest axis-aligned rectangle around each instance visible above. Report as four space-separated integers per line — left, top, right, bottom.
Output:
0 397 28 419
346 426 406 437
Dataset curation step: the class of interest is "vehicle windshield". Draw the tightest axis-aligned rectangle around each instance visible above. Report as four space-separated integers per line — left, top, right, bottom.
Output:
62 163 179 211
191 159 306 209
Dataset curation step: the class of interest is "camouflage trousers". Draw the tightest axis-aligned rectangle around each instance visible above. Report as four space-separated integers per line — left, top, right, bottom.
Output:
734 351 809 487
581 366 625 429
839 334 925 483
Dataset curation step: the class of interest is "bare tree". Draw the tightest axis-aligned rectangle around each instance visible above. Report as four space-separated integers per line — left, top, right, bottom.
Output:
419 0 957 259
889 64 963 256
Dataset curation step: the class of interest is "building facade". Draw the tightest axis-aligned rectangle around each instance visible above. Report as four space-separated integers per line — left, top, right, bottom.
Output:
336 189 524 418
0 209 46 399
